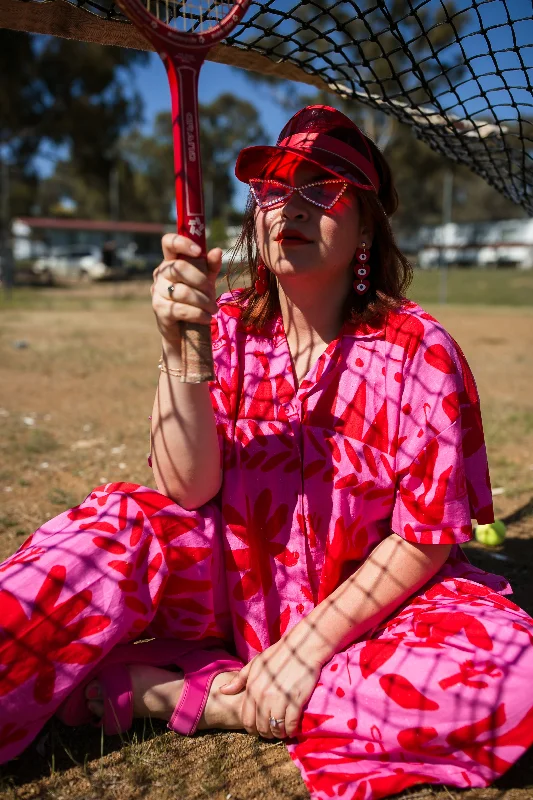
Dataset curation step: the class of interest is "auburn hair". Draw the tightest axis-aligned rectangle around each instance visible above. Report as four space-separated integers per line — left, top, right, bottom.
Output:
224 127 413 331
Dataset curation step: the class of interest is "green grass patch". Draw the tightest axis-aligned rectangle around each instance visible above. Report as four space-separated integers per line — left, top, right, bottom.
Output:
408 267 533 306
2 269 533 312
24 429 60 455
47 487 79 507
0 285 149 312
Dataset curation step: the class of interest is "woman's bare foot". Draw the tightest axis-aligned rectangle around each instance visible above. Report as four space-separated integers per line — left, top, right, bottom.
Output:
85 663 243 731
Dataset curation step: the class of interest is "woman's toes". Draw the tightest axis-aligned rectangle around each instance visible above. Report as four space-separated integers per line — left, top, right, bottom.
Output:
85 681 104 718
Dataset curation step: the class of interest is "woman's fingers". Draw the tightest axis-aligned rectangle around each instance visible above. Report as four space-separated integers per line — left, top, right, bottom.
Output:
206 247 223 281
283 701 301 738
219 664 249 694
218 675 245 694
237 662 260 734
153 246 221 300
256 699 279 739
242 673 288 739
159 234 221 281
161 233 201 262
153 297 213 327
268 713 288 739
152 234 223 348
154 259 212 295
156 279 217 315
240 689 259 736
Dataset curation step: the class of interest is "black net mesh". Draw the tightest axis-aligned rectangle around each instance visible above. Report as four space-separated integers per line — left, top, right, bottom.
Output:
2 0 533 213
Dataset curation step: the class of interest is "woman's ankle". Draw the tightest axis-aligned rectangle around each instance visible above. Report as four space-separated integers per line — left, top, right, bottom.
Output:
198 671 243 730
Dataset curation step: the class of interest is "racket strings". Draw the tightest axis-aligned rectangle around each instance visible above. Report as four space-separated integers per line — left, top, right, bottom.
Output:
147 0 234 31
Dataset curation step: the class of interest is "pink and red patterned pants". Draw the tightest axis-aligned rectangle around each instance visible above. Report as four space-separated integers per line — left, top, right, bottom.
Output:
1 483 533 800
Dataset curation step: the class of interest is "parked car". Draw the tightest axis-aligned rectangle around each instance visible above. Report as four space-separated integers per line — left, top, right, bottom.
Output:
416 220 533 270
33 245 125 283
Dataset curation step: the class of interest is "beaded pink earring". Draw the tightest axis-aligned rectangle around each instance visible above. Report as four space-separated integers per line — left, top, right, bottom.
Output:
353 242 370 294
255 261 269 295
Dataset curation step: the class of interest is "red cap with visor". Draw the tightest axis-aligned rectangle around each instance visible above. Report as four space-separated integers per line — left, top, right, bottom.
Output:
235 105 380 193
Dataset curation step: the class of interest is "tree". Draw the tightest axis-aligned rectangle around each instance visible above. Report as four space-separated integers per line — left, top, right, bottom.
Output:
198 94 266 223
86 94 267 225
0 31 148 218
114 112 176 223
385 125 526 228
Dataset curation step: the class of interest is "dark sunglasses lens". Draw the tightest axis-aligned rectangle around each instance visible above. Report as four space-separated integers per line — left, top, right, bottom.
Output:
301 183 344 208
251 181 290 208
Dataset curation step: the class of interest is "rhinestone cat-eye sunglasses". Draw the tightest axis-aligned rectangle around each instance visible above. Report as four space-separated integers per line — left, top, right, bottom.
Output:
249 178 348 211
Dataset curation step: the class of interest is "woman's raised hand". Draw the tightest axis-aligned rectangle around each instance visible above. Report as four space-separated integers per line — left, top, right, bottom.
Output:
152 234 222 347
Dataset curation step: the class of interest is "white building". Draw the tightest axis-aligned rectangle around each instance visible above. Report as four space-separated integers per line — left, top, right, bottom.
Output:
415 219 533 269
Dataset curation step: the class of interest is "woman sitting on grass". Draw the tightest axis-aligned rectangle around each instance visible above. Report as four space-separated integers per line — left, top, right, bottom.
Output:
1 105 533 800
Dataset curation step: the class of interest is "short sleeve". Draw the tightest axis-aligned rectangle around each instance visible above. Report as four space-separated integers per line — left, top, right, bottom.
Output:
391 315 494 545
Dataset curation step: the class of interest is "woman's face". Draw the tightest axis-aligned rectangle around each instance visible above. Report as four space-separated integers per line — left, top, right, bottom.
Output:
254 159 366 286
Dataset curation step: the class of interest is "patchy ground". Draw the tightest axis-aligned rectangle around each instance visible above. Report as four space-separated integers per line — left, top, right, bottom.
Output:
1 279 532 800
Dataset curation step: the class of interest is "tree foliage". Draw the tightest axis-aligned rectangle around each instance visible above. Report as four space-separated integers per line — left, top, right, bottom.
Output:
38 93 266 223
1 31 147 217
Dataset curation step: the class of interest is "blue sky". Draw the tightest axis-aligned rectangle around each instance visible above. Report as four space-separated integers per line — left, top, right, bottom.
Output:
133 59 286 142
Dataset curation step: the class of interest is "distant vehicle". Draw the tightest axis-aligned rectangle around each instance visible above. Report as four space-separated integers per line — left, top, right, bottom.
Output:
122 251 162 278
416 220 533 269
33 245 125 283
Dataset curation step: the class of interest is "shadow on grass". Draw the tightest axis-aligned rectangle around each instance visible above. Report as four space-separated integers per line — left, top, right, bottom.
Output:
2 716 532 799
0 718 308 800
0 716 167 786
463 516 533 618
501 496 533 528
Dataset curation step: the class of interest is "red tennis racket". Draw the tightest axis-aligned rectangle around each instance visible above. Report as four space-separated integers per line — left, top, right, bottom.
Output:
115 0 250 382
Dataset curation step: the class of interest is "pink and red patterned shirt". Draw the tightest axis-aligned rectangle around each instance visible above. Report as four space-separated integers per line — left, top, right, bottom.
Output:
208 293 498 660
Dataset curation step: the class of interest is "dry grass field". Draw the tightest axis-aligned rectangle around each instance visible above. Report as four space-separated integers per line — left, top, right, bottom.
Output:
1 272 533 800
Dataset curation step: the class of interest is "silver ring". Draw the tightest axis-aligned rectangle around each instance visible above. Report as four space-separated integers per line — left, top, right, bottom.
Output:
269 717 285 728
167 284 175 297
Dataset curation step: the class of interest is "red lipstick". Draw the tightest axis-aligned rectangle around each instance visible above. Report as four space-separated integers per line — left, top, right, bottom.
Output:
275 228 312 244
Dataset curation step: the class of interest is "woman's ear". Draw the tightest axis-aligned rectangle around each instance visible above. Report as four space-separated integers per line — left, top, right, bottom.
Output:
358 204 375 247
360 224 374 249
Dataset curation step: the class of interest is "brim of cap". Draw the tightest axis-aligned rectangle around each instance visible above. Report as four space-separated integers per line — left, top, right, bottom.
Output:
235 145 376 191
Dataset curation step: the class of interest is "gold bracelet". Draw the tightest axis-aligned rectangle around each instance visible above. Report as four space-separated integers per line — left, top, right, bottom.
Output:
158 356 183 378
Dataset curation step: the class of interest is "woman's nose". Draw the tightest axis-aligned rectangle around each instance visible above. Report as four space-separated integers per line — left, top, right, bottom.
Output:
281 193 309 220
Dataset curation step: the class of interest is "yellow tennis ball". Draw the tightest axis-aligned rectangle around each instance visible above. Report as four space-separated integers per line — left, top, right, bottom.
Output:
475 520 506 546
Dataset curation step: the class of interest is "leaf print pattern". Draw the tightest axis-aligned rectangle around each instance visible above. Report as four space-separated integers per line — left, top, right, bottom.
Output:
0 566 111 704
223 489 296 602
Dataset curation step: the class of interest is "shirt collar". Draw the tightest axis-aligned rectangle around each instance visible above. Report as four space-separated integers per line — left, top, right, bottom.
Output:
340 317 385 340
243 309 385 341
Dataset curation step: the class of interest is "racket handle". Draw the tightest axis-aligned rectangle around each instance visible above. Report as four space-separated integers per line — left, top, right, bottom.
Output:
180 322 214 383
166 55 215 383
